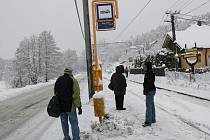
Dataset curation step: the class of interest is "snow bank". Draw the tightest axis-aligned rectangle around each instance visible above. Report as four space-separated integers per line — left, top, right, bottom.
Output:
0 80 55 101
0 81 7 92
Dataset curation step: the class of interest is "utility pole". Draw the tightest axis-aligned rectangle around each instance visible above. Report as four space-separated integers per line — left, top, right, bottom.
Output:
165 11 180 42
82 0 95 99
171 14 176 41
165 11 180 71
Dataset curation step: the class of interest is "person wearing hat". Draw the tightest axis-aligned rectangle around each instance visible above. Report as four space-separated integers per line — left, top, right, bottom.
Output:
54 67 82 140
142 62 156 127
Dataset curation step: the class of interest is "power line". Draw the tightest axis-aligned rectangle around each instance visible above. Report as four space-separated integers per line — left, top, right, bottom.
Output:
179 0 195 12
114 0 152 41
175 16 207 22
74 0 85 40
160 0 185 27
183 0 210 15
159 14 166 26
168 0 184 10
177 13 200 19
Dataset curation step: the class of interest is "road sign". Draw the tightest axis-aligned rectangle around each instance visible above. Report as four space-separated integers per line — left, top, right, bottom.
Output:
184 48 197 53
96 3 114 20
96 3 115 31
97 20 115 30
183 54 197 58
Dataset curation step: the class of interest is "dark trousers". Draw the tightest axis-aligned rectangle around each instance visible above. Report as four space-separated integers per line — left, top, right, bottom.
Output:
145 90 156 123
115 95 124 110
60 112 80 140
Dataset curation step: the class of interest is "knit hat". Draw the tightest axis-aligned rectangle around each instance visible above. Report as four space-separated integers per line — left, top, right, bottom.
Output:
64 67 73 75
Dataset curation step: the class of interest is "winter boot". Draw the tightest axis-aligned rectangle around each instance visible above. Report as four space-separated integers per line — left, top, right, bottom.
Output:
142 122 151 127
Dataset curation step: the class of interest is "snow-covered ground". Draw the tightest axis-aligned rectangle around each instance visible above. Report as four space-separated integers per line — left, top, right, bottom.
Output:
0 80 55 102
0 73 210 140
128 72 210 101
0 81 7 92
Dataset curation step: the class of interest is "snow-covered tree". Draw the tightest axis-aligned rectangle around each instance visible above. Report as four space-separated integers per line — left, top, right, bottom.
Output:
2 59 20 88
154 49 176 69
15 38 32 86
3 31 63 87
38 31 62 82
0 58 6 80
63 49 78 72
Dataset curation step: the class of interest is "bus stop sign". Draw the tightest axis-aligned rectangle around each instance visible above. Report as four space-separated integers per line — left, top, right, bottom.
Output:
96 3 115 31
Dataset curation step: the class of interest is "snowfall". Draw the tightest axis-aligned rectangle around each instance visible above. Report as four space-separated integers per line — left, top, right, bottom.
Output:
0 71 210 140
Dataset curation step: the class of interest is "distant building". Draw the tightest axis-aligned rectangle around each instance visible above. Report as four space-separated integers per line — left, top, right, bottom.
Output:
162 24 210 69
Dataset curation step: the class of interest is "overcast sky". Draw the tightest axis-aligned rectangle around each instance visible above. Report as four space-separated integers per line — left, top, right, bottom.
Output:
0 0 210 59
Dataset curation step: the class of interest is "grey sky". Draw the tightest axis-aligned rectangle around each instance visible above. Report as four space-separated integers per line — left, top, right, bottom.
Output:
0 0 210 59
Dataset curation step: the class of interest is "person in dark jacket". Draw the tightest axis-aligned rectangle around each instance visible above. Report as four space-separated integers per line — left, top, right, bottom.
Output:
110 65 127 110
125 67 129 78
54 67 82 140
142 62 156 127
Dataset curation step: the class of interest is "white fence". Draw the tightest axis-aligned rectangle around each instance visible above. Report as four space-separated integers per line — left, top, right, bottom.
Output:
165 70 210 90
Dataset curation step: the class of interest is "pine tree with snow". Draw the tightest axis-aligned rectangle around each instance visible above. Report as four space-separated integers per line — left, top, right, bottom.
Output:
38 31 62 82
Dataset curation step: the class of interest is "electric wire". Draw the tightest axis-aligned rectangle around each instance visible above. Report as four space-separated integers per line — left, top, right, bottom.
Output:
168 0 184 10
159 14 166 26
179 0 195 12
74 0 85 40
114 0 152 41
183 0 210 15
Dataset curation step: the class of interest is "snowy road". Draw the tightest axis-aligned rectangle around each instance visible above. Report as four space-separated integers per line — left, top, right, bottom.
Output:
0 84 53 139
0 74 210 140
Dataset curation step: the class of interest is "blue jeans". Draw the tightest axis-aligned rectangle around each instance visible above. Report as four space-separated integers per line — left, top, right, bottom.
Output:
60 112 80 140
145 90 156 123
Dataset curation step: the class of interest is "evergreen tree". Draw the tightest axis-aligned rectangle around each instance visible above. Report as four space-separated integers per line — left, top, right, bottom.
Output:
38 31 62 82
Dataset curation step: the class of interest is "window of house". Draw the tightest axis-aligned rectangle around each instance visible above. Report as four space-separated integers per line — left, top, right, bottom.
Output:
208 55 210 66
197 54 201 63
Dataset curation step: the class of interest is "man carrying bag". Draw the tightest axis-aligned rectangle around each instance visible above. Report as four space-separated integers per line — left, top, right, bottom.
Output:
53 67 82 140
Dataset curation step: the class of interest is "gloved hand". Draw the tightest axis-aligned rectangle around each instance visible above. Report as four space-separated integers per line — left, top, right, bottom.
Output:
78 107 82 115
143 90 147 95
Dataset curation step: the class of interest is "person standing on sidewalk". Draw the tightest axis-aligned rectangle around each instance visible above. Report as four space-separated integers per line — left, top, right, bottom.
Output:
109 65 127 110
124 67 129 78
142 62 156 127
54 67 82 140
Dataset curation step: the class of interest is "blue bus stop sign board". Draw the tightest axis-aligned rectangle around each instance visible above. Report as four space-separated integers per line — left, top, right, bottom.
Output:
97 21 115 31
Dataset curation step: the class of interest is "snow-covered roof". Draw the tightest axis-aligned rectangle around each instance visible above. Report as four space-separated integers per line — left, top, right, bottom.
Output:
168 24 210 49
130 46 137 49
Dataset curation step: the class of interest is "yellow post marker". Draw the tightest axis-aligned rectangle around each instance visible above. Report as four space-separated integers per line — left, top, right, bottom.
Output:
92 0 119 124
93 97 105 124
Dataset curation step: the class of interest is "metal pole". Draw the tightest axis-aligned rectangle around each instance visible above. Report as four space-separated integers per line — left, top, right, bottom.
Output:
82 0 95 99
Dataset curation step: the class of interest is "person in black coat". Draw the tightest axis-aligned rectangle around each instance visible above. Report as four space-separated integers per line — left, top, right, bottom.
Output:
125 67 129 78
109 65 127 110
142 62 156 127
